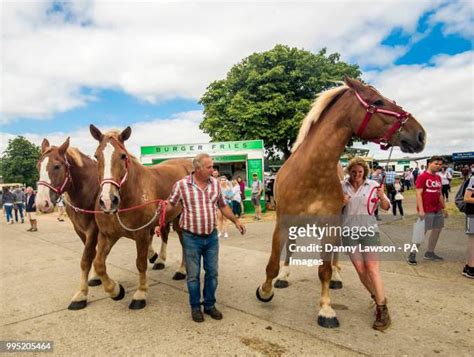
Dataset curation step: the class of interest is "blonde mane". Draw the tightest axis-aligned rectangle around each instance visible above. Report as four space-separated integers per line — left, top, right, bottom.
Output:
67 147 84 167
291 85 348 153
103 130 138 161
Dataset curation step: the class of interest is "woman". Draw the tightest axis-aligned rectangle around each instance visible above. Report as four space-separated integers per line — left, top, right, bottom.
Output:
231 179 242 218
57 196 65 222
237 176 246 216
438 167 451 202
342 157 392 331
2 187 15 224
392 177 405 218
25 187 38 232
218 176 233 238
462 173 474 278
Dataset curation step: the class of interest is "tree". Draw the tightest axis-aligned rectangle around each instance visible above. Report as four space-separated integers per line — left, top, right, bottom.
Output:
0 136 41 187
199 45 361 158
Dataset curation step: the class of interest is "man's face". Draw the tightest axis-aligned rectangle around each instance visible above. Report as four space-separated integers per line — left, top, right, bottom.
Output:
212 169 219 178
253 175 258 181
197 158 214 180
428 160 443 173
26 188 32 194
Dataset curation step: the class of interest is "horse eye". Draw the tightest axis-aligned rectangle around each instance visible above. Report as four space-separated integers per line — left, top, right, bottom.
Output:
54 165 60 170
121 154 127 160
94 154 98 159
373 99 384 107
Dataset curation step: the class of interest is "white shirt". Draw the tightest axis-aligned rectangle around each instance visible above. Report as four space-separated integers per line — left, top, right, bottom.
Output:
232 185 242 203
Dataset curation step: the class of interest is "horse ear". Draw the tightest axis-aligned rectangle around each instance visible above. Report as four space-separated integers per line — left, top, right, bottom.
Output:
41 138 50 153
90 124 103 142
343 76 364 91
119 126 132 142
58 137 70 155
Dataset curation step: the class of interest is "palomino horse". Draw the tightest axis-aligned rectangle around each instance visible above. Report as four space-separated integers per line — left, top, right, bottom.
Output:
36 138 161 310
89 125 192 309
256 77 425 328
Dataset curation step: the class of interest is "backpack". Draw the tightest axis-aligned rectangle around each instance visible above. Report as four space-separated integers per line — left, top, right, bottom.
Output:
455 176 474 214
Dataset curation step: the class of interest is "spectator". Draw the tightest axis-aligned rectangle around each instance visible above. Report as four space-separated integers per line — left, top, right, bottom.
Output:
218 176 233 239
392 177 404 219
251 173 263 221
408 156 447 265
231 179 242 218
237 176 246 216
371 166 384 221
438 167 451 202
57 196 66 222
2 187 15 224
13 186 25 223
462 171 474 278
413 167 419 184
385 167 396 207
25 187 38 232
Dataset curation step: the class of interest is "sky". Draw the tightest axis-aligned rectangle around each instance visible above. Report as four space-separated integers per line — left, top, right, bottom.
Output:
1 0 473 160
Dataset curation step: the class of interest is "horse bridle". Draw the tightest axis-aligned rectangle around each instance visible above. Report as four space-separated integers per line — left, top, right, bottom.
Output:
37 154 71 195
99 138 130 190
354 90 410 150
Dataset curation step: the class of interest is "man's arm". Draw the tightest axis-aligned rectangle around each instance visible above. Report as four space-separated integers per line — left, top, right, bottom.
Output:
219 204 246 235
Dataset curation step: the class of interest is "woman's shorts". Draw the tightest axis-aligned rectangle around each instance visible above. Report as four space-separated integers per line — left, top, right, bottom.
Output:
342 231 381 248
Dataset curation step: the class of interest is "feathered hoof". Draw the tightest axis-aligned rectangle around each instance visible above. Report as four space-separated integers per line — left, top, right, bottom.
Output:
256 286 274 302
274 279 289 289
172 272 186 280
112 284 125 301
317 315 340 328
68 300 87 310
329 280 343 290
129 299 146 310
149 253 158 264
88 278 102 287
153 262 165 270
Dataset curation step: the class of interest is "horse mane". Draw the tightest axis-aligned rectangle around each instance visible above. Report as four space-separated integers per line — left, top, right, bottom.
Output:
66 147 86 167
103 130 139 162
291 84 348 153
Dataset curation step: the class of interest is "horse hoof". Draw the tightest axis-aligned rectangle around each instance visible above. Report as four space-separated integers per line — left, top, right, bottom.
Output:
172 272 186 280
317 315 340 328
329 280 343 290
256 287 274 302
88 278 102 287
153 262 165 270
149 253 158 264
68 300 87 310
112 284 125 301
129 299 146 310
274 279 289 289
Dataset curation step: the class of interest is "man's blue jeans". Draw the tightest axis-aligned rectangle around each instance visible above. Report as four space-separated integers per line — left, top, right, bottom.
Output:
182 229 219 310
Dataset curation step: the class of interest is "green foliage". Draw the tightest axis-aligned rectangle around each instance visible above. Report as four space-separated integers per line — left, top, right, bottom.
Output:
0 136 41 187
199 45 361 158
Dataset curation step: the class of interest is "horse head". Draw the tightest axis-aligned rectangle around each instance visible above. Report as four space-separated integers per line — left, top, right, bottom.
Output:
36 137 71 213
90 125 132 213
344 76 425 153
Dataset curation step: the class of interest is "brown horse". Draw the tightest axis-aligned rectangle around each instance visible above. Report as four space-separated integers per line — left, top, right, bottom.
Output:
89 125 192 309
36 138 104 310
256 77 426 328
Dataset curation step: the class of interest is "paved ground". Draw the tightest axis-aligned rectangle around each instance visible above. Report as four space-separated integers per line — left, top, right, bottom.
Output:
1 190 472 356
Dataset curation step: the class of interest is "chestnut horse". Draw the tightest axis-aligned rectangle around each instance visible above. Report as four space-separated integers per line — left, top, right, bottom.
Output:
256 77 426 328
89 125 192 309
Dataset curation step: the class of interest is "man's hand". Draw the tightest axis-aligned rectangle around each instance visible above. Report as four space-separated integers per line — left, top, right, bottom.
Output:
443 209 448 218
235 220 246 235
418 210 425 220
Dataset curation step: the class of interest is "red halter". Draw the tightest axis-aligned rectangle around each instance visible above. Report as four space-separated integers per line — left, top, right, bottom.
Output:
99 138 130 189
354 91 410 150
37 155 71 195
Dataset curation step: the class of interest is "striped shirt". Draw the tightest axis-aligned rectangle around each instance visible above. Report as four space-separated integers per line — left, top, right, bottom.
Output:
168 174 226 235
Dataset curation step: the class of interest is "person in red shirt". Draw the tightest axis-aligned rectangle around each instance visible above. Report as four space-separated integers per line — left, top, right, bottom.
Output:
408 156 447 265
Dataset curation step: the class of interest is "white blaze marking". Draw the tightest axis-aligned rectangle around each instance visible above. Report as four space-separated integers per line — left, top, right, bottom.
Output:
101 143 115 198
37 157 52 204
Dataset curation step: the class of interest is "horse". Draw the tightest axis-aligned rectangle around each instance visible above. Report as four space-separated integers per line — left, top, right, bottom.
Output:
89 125 192 309
35 138 163 310
256 76 426 328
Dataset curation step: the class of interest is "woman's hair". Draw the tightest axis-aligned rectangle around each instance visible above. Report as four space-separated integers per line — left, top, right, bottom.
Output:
346 157 369 180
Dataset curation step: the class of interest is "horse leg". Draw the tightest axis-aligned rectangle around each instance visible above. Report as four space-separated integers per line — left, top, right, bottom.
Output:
274 239 292 288
256 226 281 302
129 233 149 310
93 233 125 301
68 230 97 310
147 232 158 265
317 259 339 328
329 252 343 290
153 223 170 270
172 219 186 280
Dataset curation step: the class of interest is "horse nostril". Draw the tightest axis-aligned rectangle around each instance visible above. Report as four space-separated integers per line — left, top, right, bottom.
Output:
99 198 106 209
418 131 425 144
44 201 49 208
112 195 120 206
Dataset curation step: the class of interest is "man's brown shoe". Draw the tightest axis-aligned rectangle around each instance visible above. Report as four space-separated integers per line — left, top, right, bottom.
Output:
373 299 391 331
204 306 223 320
191 308 204 323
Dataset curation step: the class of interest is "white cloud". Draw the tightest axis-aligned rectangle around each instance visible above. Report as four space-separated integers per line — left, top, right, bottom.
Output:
429 0 474 37
362 51 474 159
1 0 441 121
0 110 210 158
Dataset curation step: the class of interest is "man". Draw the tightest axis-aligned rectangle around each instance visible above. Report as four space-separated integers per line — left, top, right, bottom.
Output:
166 153 246 322
408 156 447 265
251 173 263 220
25 187 38 232
371 166 384 221
13 186 25 223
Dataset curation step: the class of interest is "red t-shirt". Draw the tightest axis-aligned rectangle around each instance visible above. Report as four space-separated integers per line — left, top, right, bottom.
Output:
416 171 443 213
